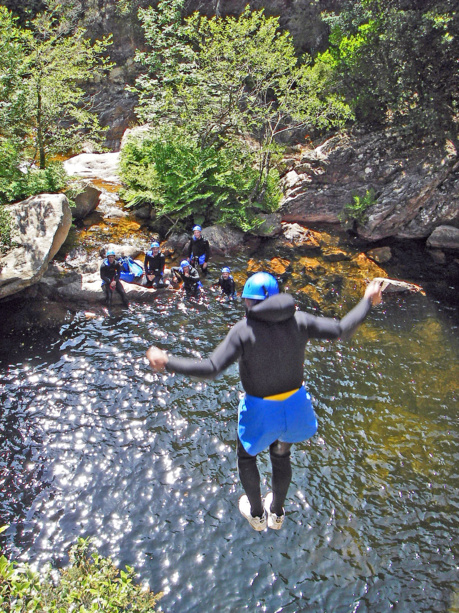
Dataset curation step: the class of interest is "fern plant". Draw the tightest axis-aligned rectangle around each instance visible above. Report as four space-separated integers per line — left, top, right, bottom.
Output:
339 188 377 229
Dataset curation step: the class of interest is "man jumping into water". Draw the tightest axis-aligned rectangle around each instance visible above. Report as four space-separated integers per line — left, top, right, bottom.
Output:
146 273 382 531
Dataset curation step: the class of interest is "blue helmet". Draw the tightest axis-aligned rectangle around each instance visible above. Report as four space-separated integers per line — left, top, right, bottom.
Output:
150 241 160 249
180 259 190 271
106 249 116 256
193 225 202 232
242 272 279 301
221 267 231 274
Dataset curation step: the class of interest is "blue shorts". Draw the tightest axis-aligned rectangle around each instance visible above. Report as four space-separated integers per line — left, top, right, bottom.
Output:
238 386 318 456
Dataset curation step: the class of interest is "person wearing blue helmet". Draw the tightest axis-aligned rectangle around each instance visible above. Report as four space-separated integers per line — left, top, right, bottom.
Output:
215 266 237 300
170 259 201 299
187 225 210 277
144 241 166 288
100 249 129 307
146 273 382 531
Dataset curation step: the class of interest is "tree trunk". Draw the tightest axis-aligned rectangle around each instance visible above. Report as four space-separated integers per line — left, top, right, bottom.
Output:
37 84 45 169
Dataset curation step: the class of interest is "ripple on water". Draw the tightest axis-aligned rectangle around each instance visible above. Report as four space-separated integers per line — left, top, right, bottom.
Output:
0 279 458 612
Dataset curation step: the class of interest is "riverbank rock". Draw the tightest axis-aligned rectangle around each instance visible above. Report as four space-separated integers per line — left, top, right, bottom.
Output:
280 131 459 241
0 194 72 300
426 225 459 251
72 184 102 220
56 272 167 304
202 225 245 254
63 152 121 183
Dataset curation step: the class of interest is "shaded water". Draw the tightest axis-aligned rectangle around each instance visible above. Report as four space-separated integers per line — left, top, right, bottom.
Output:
0 251 458 612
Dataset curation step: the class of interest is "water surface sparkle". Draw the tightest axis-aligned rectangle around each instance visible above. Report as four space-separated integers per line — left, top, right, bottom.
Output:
1 269 458 613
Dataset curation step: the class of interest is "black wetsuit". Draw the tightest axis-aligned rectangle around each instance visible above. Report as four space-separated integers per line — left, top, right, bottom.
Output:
165 292 373 516
144 251 166 287
218 275 236 298
166 293 371 396
187 237 210 276
171 265 201 298
100 259 128 306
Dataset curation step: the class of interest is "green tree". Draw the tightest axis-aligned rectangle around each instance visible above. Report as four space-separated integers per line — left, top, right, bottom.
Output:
320 0 459 145
22 9 112 169
0 4 112 171
129 2 352 228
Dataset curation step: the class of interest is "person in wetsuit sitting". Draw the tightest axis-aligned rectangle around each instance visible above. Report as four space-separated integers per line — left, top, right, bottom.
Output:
100 249 129 307
187 225 210 277
144 241 166 288
146 272 382 531
171 260 201 299
215 267 237 300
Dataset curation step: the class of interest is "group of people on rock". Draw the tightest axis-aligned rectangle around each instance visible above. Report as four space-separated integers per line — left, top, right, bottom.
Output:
100 225 237 305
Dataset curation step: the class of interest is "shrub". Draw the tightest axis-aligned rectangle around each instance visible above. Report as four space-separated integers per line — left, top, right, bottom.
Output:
0 534 163 612
0 138 68 206
0 206 14 255
338 188 377 229
120 127 281 233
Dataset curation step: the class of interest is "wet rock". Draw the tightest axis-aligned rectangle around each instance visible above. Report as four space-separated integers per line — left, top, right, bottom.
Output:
366 246 392 264
0 194 72 301
279 223 321 251
250 213 283 237
72 184 102 220
350 253 387 279
292 256 326 277
247 257 290 276
426 225 459 251
297 284 321 308
57 273 168 304
202 225 245 254
321 247 351 262
374 277 425 294
161 233 190 257
428 249 446 264
280 131 459 240
132 205 152 220
63 152 121 183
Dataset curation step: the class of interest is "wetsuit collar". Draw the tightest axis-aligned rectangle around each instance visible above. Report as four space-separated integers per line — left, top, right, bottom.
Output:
247 293 296 323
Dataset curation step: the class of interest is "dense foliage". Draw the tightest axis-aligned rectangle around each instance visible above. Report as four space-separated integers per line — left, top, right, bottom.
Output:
121 126 281 232
125 0 352 231
0 533 162 612
0 2 112 209
319 0 458 145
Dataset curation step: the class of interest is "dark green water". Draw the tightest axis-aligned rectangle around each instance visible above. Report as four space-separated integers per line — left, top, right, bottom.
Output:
0 251 458 612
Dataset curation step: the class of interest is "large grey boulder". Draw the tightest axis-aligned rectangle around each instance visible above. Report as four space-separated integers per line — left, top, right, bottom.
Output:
202 225 245 254
0 194 72 300
426 225 459 251
72 184 102 220
280 131 459 241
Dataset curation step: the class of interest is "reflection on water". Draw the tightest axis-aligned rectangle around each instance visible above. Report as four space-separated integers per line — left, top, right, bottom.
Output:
0 255 458 613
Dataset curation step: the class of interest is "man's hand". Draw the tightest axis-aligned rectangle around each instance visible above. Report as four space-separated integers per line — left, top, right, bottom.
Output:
110 280 116 289
146 346 169 372
364 279 383 306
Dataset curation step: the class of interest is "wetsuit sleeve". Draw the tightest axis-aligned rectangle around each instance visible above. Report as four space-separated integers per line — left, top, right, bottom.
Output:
189 267 200 283
160 253 165 274
166 323 244 379
204 240 210 262
301 297 372 340
144 254 150 273
100 264 111 284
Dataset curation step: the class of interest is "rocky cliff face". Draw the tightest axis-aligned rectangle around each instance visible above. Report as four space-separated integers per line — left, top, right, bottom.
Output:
72 0 336 149
280 131 459 242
